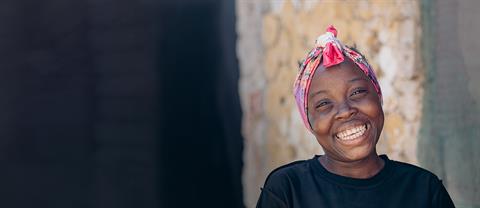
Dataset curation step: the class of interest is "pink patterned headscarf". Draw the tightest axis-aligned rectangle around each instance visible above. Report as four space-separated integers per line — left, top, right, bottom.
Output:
293 25 382 132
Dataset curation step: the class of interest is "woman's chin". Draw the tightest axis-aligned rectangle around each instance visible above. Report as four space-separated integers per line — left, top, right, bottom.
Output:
341 148 376 161
335 142 377 162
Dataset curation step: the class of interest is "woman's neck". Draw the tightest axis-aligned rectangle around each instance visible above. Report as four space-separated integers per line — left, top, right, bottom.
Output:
319 153 385 179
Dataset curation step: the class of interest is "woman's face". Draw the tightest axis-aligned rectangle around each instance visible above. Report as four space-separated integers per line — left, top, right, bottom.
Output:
308 59 384 162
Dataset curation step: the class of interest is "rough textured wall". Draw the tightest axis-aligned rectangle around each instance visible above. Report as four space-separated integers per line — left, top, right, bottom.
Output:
236 0 422 207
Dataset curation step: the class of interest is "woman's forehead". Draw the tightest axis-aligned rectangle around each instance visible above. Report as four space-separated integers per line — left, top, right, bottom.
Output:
313 60 367 83
308 69 370 102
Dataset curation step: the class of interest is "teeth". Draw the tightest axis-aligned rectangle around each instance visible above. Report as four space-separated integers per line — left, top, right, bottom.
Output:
346 129 353 135
336 124 367 141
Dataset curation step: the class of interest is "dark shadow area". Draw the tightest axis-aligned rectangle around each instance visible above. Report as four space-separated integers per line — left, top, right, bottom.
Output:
0 0 243 207
157 0 244 207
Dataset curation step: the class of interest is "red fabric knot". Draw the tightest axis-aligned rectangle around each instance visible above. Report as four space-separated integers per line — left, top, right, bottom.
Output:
322 25 343 67
326 25 337 37
322 43 344 67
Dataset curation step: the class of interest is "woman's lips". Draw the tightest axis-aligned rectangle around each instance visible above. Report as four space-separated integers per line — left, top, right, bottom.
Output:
335 123 368 143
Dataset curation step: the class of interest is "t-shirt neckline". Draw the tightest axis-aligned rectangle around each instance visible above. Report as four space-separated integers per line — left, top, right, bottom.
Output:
310 154 392 188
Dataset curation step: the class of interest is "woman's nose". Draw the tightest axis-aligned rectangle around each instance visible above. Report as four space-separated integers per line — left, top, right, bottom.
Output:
334 101 357 120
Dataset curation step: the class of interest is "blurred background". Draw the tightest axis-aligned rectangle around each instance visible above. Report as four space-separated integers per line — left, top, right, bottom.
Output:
0 0 478 208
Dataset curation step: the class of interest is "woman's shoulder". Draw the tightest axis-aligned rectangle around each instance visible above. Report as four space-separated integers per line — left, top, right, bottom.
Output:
386 156 442 182
262 158 313 188
257 159 313 208
386 156 454 206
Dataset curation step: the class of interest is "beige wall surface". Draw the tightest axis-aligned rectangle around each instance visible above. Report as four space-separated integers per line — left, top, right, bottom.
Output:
236 0 422 207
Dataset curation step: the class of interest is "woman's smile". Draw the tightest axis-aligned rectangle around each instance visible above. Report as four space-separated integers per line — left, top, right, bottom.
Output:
334 123 368 144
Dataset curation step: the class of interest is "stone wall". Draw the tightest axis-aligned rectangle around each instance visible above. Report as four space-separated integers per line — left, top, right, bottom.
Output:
236 0 422 207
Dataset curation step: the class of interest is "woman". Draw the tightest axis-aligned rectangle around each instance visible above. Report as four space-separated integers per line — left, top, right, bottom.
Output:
256 26 455 208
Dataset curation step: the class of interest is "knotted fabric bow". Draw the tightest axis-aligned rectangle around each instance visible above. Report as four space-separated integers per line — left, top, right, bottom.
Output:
293 25 382 132
316 25 344 67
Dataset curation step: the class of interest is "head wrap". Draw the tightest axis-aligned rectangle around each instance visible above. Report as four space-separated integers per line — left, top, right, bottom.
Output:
293 25 382 132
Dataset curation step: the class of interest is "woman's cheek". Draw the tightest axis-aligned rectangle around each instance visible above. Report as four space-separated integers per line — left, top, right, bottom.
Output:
361 97 384 131
311 112 332 136
357 95 382 116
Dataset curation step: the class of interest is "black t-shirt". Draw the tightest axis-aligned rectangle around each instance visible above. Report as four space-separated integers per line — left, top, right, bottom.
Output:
256 155 455 208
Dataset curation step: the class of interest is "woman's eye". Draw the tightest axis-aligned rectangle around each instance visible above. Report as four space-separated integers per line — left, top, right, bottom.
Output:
351 88 368 97
315 100 330 109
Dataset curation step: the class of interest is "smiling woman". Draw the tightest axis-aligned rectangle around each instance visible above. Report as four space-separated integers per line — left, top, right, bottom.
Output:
308 59 385 178
256 26 455 208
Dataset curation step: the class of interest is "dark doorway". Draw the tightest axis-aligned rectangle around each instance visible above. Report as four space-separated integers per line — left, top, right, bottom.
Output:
0 0 244 207
157 0 244 208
